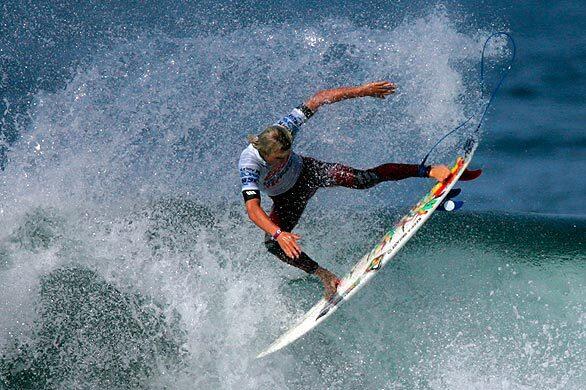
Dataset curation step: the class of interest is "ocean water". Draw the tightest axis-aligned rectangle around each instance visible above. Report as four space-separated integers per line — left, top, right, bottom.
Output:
0 1 584 389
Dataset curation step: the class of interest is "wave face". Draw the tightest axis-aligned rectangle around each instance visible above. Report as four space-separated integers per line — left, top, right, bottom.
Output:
0 203 583 389
0 1 584 389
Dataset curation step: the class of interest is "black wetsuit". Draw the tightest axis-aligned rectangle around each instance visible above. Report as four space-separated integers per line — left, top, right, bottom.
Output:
264 156 422 274
238 104 427 274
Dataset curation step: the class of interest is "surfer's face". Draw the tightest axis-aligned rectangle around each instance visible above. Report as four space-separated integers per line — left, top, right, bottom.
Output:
265 149 291 167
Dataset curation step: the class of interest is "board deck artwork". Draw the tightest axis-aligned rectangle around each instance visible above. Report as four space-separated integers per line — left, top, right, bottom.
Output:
257 138 478 359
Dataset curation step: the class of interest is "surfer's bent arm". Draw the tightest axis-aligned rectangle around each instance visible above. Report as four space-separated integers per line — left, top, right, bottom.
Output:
244 198 278 236
304 81 397 112
244 198 302 258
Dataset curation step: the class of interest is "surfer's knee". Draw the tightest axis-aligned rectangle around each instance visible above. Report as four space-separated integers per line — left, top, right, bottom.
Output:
350 169 380 189
329 165 379 189
263 236 319 274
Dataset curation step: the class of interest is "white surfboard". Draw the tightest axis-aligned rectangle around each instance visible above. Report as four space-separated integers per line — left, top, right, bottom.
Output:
257 137 478 359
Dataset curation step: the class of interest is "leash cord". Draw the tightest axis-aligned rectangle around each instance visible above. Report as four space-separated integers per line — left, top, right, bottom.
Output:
419 32 516 167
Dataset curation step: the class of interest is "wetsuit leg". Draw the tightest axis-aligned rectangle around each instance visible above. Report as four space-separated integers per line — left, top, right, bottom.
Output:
263 158 321 274
264 193 320 274
264 240 319 274
262 158 420 273
317 161 421 189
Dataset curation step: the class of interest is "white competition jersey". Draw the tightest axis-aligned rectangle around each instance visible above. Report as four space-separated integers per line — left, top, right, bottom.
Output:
238 106 310 196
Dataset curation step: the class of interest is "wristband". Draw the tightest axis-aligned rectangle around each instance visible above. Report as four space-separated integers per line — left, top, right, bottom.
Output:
272 229 282 240
417 164 431 178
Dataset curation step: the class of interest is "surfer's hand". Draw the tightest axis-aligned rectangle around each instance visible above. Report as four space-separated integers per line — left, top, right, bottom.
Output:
360 81 396 99
429 165 451 182
277 232 302 258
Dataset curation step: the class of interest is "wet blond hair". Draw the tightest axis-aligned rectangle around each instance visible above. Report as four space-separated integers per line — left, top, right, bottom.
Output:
247 125 293 158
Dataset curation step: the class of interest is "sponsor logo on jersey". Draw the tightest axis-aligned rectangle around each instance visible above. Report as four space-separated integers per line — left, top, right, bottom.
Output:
240 167 260 186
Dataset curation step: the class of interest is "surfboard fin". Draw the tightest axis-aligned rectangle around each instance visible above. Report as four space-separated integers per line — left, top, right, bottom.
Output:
438 188 463 211
445 188 461 199
460 168 482 181
438 199 464 212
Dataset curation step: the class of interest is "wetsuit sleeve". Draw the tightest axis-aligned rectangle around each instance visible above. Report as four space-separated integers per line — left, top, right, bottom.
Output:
274 104 314 140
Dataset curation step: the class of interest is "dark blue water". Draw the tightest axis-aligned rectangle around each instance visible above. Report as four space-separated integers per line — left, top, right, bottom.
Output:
0 1 584 389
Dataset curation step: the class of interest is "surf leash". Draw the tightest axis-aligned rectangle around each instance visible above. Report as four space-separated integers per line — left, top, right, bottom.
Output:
419 32 516 168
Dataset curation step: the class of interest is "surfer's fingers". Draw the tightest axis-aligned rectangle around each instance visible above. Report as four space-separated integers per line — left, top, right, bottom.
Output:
365 81 395 96
282 233 301 247
280 237 301 258
377 81 396 90
283 244 298 259
375 87 395 97
287 246 300 259
290 241 302 257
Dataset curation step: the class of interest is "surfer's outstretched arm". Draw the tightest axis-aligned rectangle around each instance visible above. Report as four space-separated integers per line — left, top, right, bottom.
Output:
304 81 396 112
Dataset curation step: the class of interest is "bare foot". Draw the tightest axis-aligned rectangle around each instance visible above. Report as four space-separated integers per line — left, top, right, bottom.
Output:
315 267 341 300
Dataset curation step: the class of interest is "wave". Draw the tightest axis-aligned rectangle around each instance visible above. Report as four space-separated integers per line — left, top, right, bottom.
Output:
0 5 582 389
0 200 583 389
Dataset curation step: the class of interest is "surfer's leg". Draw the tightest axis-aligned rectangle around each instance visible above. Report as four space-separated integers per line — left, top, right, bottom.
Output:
321 162 421 189
265 236 338 298
263 203 320 274
264 238 319 274
263 178 319 274
263 157 340 296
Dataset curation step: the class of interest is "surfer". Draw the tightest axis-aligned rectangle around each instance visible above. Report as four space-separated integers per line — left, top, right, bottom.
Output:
239 81 454 299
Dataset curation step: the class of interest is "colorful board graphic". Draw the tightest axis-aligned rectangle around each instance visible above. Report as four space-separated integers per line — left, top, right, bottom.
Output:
257 137 478 359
